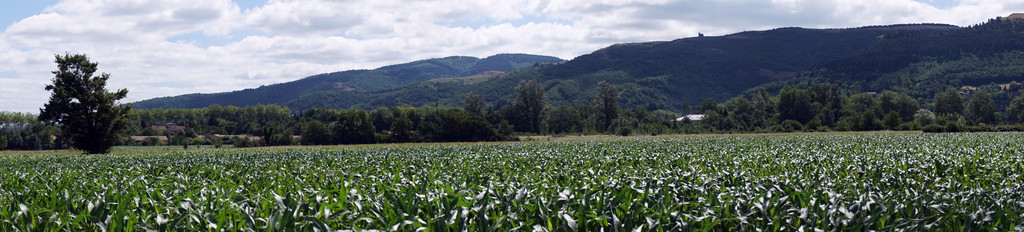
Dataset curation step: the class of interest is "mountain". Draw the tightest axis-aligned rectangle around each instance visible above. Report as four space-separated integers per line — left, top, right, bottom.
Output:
758 17 1024 105
140 18 1024 112
133 54 564 109
259 24 960 111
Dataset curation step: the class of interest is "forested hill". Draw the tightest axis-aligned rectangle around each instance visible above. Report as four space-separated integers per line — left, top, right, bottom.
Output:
136 22 977 111
759 17 1024 105
271 23 960 111
132 54 564 109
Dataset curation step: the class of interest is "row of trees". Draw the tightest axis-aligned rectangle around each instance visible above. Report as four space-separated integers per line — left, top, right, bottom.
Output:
0 112 63 150
699 83 1024 133
13 53 1024 153
109 80 643 148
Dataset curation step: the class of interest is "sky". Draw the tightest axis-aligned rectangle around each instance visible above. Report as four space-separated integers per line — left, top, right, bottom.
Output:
2 0 1024 113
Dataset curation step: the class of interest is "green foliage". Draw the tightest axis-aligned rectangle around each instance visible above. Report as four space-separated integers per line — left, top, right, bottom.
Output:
389 113 414 143
4 133 1023 230
967 90 998 124
134 54 562 109
592 81 620 132
463 92 486 116
300 120 331 145
780 120 803 132
140 137 163 146
135 24 960 114
877 90 920 122
914 109 936 125
616 126 632 136
545 102 583 134
883 111 902 130
38 54 131 154
777 86 814 123
514 80 546 133
1007 94 1024 122
1 112 63 150
332 110 376 144
934 88 964 117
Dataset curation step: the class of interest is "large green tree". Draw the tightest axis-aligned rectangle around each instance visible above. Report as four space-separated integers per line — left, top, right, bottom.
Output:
877 90 919 122
934 88 964 117
966 90 997 124
514 80 545 133
592 81 619 132
301 120 331 145
547 102 582 134
463 92 486 116
1007 94 1024 122
39 54 131 154
333 110 376 144
777 86 814 123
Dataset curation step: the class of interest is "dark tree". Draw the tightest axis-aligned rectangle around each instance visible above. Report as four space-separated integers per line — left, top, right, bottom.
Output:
883 111 902 130
333 110 376 144
934 88 963 117
463 93 486 116
697 98 720 113
39 54 131 154
966 90 997 124
390 113 414 142
725 96 756 130
514 80 545 133
877 90 919 122
777 86 813 123
301 120 331 145
547 102 582 134
592 81 619 132
1007 94 1024 122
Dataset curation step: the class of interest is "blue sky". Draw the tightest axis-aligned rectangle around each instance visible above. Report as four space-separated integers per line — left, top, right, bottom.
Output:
1 0 1022 113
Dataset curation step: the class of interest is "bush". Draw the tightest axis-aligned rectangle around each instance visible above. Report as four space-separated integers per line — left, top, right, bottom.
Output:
141 137 163 146
922 124 945 133
231 136 258 148
995 124 1024 132
617 127 632 136
899 121 921 131
781 120 803 132
944 121 965 133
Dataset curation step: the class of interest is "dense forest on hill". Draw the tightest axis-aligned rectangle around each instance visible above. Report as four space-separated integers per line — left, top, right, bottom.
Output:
280 24 965 111
132 18 1024 114
135 24 963 111
134 54 563 109
762 17 1024 107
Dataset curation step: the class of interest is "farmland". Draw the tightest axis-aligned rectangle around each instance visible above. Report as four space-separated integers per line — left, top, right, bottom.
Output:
1 133 1023 231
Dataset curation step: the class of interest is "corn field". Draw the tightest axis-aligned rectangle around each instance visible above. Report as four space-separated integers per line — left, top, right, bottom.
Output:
1 132 1023 231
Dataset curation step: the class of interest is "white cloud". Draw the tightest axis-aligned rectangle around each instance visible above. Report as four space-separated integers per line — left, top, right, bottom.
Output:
243 0 363 36
2 0 1024 113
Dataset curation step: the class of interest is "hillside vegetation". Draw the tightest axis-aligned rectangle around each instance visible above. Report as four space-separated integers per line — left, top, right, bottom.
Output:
135 24 970 111
133 54 563 109
763 17 1024 106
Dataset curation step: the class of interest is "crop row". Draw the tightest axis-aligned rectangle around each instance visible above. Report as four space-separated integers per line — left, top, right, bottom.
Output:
1 132 1022 231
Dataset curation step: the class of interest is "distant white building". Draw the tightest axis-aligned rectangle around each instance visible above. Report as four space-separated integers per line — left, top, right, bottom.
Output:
674 114 705 122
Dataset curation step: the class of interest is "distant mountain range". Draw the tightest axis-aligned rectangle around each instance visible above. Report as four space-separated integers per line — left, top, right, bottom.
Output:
133 54 564 109
135 16 1024 112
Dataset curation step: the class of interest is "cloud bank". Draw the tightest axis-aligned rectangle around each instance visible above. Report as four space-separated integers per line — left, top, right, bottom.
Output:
2 0 1023 113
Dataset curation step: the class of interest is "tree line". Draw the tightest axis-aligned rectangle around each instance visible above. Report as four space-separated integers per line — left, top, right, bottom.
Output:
10 74 1024 151
9 79 1024 151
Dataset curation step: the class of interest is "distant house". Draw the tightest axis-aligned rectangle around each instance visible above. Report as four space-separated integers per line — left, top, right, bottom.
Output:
674 114 705 122
152 123 186 134
130 136 168 142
